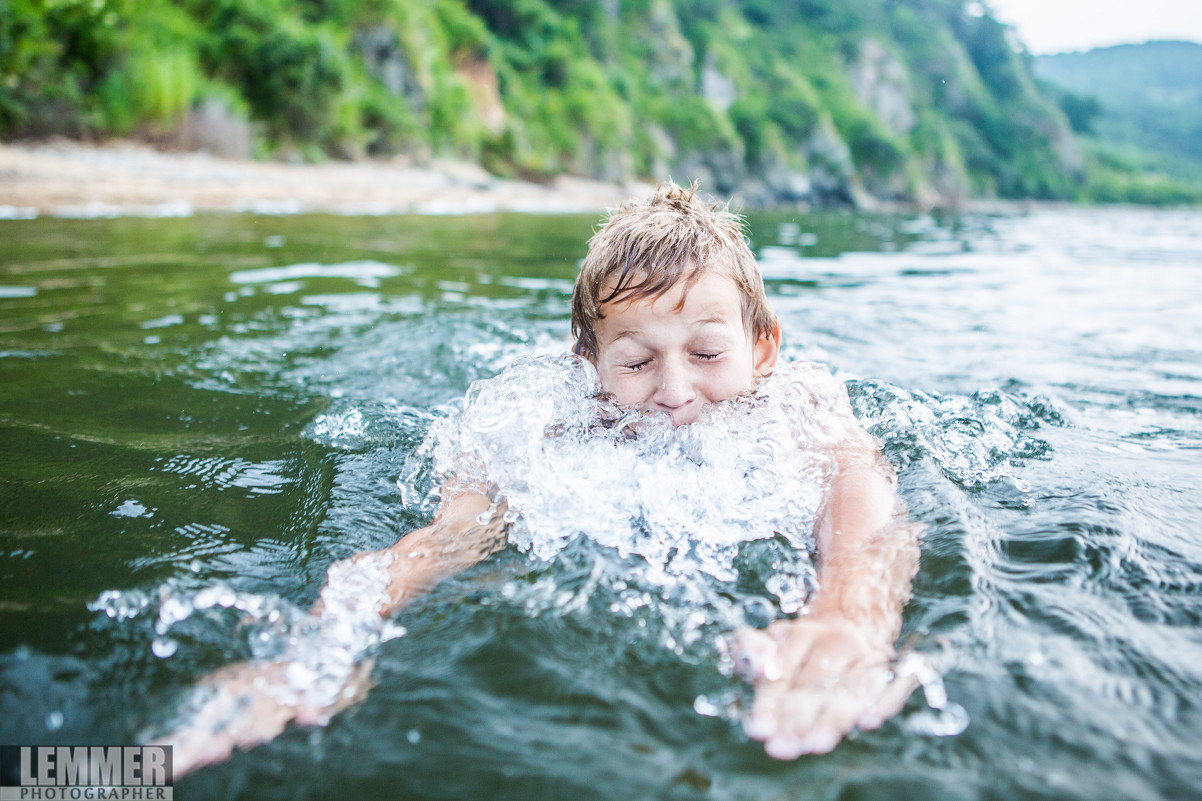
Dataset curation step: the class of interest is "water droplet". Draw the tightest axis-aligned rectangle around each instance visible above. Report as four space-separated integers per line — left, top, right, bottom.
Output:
693 695 720 717
152 638 178 658
906 702 970 737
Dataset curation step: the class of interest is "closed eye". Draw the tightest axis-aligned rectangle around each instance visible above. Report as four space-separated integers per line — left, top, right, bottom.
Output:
625 360 650 371
693 352 721 361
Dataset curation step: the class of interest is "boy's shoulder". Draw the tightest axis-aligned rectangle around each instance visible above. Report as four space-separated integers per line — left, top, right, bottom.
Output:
767 360 874 445
777 358 837 379
769 359 846 401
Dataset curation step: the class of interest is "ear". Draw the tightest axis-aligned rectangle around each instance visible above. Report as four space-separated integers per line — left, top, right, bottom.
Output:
753 319 781 376
572 338 592 361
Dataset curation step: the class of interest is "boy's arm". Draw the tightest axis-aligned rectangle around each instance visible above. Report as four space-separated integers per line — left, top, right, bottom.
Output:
317 490 507 619
158 490 507 776
740 440 921 759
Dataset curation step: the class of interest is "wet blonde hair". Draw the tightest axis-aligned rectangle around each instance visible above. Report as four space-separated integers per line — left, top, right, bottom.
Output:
571 180 777 359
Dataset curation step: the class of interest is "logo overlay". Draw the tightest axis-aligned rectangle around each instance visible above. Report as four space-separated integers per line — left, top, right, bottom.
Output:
0 747 172 800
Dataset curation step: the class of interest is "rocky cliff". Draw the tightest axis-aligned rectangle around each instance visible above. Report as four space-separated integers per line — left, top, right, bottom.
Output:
0 0 1085 208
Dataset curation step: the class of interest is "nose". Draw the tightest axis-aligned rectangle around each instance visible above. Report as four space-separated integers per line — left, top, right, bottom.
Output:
651 359 697 421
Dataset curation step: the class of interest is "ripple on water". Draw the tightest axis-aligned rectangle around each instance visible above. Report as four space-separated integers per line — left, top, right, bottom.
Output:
305 401 437 453
154 455 293 494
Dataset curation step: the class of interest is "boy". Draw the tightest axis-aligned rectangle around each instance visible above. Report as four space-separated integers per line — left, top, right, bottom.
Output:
163 181 920 772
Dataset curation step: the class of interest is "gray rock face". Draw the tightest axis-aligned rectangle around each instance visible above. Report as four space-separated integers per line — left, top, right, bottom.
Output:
354 26 425 113
848 39 917 136
171 97 254 160
701 59 738 113
659 112 870 209
645 0 695 89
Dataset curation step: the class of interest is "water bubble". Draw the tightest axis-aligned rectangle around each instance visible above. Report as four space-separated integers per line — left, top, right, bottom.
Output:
89 589 151 620
406 729 422 744
45 711 64 731
156 595 194 633
152 638 179 658
693 694 722 717
738 597 777 629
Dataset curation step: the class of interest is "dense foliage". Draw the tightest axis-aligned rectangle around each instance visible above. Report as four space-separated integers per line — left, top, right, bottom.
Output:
2 0 1188 205
1036 41 1202 204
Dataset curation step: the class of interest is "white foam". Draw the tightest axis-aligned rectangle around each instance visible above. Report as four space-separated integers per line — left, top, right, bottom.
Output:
403 354 865 612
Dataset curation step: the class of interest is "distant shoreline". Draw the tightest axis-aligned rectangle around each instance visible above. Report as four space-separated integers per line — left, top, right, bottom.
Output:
0 139 1066 221
0 139 657 220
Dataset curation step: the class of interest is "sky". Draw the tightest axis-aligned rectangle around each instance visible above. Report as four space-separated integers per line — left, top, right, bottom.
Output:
984 0 1202 54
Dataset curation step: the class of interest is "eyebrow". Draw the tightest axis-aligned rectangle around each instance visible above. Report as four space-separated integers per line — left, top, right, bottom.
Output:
606 318 730 344
606 330 642 345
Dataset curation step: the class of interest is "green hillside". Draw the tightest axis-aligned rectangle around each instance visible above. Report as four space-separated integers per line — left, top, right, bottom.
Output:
1036 41 1202 200
0 0 1166 207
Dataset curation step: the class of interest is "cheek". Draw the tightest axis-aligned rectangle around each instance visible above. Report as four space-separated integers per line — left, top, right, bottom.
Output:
701 357 756 400
701 371 747 401
596 366 642 404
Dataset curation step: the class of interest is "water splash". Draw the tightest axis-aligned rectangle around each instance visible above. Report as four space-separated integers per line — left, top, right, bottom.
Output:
93 554 406 717
401 355 865 610
306 401 437 454
850 379 1067 497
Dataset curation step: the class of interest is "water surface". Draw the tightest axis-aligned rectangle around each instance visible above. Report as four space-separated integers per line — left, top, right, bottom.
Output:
1 207 1201 800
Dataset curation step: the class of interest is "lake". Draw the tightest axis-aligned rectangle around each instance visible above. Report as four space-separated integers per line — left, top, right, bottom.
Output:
1 206 1200 800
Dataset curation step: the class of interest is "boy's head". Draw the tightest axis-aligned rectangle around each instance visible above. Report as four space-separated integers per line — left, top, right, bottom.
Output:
571 181 780 425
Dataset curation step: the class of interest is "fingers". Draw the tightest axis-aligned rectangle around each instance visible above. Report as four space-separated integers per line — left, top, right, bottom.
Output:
749 673 865 758
741 636 915 760
746 684 834 758
733 627 780 682
732 621 822 683
765 726 840 759
856 667 919 731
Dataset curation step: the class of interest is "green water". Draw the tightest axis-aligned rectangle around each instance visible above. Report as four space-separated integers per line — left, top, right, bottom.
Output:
2 208 1201 800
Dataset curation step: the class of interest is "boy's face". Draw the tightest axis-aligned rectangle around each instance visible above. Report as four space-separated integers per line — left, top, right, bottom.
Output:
591 271 779 426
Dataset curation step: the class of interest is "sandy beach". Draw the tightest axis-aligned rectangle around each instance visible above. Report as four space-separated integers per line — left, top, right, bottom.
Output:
0 139 654 219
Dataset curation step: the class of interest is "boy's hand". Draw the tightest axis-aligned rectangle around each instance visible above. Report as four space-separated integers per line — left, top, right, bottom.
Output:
737 614 917 758
154 658 374 778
